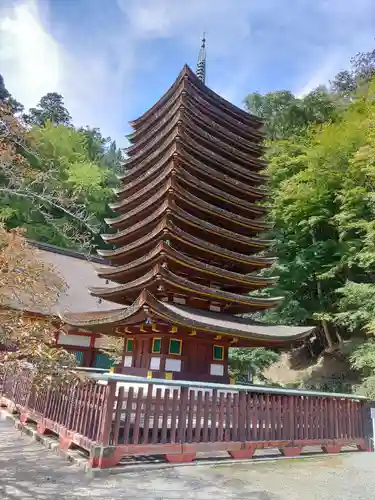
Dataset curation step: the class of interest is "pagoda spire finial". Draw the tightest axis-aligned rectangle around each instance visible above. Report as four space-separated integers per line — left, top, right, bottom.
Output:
196 33 206 84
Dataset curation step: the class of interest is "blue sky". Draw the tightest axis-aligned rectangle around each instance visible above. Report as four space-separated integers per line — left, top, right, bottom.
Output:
1 0 375 146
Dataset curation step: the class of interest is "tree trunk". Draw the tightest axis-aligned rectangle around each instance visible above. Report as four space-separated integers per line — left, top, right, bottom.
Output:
311 228 335 349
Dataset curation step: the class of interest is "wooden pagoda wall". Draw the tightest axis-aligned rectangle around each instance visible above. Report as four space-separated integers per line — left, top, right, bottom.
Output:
0 367 372 469
56 326 231 383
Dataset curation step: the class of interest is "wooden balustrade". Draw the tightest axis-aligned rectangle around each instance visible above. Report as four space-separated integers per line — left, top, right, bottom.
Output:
0 368 372 469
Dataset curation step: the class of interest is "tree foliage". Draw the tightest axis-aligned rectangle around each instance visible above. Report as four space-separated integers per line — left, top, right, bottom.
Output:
24 92 72 127
0 76 122 251
229 348 279 384
244 87 337 140
245 44 375 392
0 225 77 383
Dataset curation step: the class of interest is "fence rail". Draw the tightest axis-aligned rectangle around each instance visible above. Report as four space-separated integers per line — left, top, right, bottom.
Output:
0 368 372 469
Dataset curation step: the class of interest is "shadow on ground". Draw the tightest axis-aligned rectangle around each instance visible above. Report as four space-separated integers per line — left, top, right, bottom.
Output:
0 420 374 500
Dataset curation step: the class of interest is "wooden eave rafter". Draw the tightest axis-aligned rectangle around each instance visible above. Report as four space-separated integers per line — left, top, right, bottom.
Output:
89 266 281 312
183 95 264 157
59 290 314 345
129 66 187 130
174 189 269 233
103 200 270 252
128 70 263 149
115 145 175 198
107 181 268 234
182 66 262 127
127 90 264 160
168 222 274 269
175 150 267 202
105 181 171 229
171 208 269 255
99 220 274 271
102 200 168 245
116 143 267 203
181 115 267 174
96 241 276 289
175 170 266 218
130 65 262 131
97 220 167 261
181 132 266 187
110 164 174 212
121 131 177 178
126 93 264 171
90 264 162 301
126 92 185 154
112 162 266 216
182 85 263 143
126 110 181 165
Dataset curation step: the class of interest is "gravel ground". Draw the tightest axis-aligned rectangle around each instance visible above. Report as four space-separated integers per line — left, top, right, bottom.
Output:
0 419 374 500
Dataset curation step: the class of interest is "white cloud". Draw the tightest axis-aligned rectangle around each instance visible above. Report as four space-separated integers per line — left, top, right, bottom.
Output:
1 0 375 144
0 0 135 144
0 0 62 109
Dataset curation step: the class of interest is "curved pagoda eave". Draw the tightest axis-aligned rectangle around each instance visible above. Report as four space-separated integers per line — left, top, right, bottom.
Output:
102 204 271 254
125 101 266 174
127 92 265 159
129 65 262 132
58 290 314 347
98 222 275 271
95 242 277 289
89 266 281 314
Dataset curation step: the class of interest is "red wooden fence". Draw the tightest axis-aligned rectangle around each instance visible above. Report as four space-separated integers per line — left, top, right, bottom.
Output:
0 368 371 469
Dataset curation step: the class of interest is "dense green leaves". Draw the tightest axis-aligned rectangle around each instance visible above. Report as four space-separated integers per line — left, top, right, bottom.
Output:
24 92 72 127
246 46 375 392
244 87 337 140
0 76 122 251
229 348 279 384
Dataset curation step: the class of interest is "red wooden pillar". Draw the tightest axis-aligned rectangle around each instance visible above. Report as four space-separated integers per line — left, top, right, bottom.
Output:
99 381 117 445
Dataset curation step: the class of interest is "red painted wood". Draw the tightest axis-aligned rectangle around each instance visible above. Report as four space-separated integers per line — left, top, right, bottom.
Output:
238 391 246 443
152 388 162 444
1 367 372 468
186 389 195 443
229 448 255 460
194 390 204 442
142 384 153 445
133 387 144 445
113 387 125 445
83 386 91 438
165 453 196 463
217 392 225 441
169 389 179 443
210 389 218 442
177 386 189 443
232 392 239 442
202 391 210 442
224 392 232 442
123 387 134 445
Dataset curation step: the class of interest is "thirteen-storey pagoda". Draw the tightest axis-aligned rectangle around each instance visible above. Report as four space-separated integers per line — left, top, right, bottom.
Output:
61 41 314 383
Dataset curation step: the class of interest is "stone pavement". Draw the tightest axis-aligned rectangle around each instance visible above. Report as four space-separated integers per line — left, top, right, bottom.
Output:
0 419 374 500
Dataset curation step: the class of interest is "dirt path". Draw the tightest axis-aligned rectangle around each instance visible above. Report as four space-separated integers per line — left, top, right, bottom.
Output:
0 419 374 499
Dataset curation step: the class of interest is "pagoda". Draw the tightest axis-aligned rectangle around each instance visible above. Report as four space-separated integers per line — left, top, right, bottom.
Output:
60 38 314 383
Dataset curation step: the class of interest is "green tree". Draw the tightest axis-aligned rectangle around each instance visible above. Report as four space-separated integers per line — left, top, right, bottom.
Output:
244 87 337 140
0 102 111 250
24 92 72 127
0 74 23 113
229 348 279 384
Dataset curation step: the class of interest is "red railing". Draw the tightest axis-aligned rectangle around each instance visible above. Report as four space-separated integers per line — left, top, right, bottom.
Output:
0 369 371 469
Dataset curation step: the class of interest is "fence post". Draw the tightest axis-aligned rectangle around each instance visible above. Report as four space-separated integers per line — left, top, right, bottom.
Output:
98 381 117 446
177 386 189 444
363 401 375 451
